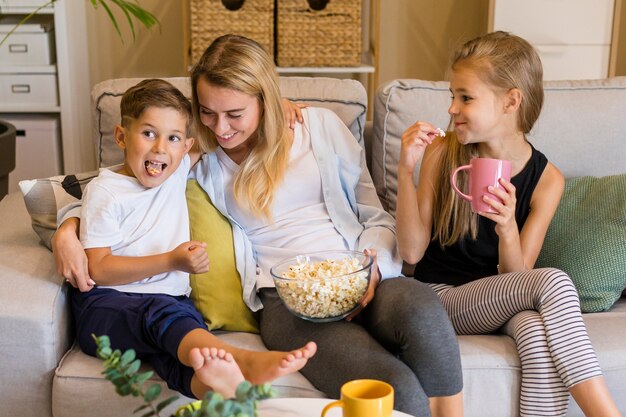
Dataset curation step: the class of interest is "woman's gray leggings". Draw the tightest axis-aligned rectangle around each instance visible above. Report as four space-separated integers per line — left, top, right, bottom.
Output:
258 277 463 417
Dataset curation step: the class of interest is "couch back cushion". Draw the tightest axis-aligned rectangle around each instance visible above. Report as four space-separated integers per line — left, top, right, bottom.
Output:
371 77 626 215
92 76 367 167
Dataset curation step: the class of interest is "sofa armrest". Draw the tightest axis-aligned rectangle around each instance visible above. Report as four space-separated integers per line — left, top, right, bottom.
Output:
0 192 72 417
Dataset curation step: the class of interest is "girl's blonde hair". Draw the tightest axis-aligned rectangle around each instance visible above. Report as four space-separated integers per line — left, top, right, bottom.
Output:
433 31 544 246
190 34 289 219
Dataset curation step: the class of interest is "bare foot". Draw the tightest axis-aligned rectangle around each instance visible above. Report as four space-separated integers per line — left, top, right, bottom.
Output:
238 341 317 384
189 347 245 399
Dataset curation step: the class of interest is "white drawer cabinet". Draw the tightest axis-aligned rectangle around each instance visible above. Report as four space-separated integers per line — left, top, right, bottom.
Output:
3 114 62 193
0 31 56 66
0 1 91 174
489 0 621 80
0 72 59 108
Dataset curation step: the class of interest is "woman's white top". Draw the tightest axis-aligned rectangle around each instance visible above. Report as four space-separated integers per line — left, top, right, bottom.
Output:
191 107 401 311
216 121 349 288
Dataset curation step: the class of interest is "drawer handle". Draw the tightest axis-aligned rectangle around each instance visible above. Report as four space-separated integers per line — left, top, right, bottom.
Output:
11 84 31 94
9 44 28 53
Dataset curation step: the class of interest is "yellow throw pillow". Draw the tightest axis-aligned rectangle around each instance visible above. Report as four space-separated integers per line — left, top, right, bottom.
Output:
186 180 259 333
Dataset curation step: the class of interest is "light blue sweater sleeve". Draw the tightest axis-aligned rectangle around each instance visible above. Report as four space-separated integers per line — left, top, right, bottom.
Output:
306 107 402 279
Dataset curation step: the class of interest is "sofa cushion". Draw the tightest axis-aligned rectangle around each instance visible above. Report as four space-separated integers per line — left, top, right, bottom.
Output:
92 77 367 168
371 77 626 215
536 174 626 312
19 170 101 249
53 337 324 417
186 180 259 333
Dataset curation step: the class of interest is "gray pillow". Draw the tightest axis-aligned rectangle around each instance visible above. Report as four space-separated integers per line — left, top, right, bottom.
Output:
19 170 99 249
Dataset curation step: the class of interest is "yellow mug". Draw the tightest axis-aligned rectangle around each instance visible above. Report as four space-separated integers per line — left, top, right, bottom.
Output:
321 379 394 417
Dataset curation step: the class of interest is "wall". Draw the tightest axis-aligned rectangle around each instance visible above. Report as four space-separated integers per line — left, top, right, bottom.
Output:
85 0 187 86
617 0 626 75
377 0 489 86
85 1 625 91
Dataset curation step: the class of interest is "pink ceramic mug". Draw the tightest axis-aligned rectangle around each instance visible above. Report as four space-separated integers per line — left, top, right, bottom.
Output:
450 158 512 213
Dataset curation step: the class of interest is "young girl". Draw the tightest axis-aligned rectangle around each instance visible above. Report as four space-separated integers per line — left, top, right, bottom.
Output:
187 34 464 417
395 31 621 417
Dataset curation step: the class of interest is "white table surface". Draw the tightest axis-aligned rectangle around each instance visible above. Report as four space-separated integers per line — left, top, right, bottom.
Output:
258 398 414 417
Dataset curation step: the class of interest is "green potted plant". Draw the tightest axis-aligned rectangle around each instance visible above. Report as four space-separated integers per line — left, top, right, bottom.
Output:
0 0 159 47
93 335 277 417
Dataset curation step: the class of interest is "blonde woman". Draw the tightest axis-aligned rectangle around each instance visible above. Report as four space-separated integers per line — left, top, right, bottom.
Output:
186 35 463 417
396 31 621 417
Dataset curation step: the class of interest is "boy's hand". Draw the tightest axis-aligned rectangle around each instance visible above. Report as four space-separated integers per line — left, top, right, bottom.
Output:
52 218 96 292
281 98 307 129
171 241 210 274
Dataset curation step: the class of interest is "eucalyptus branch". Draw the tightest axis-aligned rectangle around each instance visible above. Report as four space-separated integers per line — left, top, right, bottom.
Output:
93 334 277 417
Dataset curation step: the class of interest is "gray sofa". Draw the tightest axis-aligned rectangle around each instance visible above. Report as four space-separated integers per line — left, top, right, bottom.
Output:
0 76 624 417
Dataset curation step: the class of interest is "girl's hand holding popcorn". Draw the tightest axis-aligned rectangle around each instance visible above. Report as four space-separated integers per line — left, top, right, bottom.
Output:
399 122 445 176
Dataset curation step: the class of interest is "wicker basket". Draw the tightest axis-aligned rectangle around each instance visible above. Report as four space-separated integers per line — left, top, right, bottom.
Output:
189 0 274 65
276 0 362 67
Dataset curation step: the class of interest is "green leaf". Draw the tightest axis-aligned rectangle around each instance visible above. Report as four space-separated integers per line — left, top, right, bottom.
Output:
98 346 113 359
116 383 132 396
143 383 161 402
120 348 136 366
134 370 154 385
125 358 141 376
156 395 179 412
110 0 137 41
95 0 123 42
132 403 150 413
235 381 252 401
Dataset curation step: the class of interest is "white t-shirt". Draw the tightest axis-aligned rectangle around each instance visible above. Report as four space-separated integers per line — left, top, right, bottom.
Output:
216 122 348 288
80 155 191 296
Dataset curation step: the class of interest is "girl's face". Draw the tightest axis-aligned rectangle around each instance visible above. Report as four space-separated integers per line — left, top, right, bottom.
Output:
448 67 512 145
196 77 262 161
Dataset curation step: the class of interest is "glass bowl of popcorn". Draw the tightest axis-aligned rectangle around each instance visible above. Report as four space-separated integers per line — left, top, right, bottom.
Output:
270 250 373 322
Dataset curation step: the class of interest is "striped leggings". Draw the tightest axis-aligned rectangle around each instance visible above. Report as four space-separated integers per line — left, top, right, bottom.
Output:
430 267 602 417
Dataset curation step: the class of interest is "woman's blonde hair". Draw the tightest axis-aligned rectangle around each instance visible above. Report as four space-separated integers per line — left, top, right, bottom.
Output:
433 31 544 246
190 34 289 220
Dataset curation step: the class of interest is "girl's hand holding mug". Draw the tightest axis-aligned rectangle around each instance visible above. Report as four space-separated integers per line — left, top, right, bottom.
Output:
481 178 518 237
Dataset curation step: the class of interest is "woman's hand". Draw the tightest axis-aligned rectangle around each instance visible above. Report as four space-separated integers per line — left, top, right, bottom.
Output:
345 248 380 322
281 99 307 129
51 218 96 292
480 178 518 238
399 121 444 176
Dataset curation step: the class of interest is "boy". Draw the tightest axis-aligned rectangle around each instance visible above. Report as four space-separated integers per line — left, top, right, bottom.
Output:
72 79 315 400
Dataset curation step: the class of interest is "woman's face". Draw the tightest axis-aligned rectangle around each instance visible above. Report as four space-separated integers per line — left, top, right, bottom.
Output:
196 77 262 161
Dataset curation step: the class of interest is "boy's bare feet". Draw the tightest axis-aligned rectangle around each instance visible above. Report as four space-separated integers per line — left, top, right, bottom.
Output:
237 341 317 384
189 347 244 399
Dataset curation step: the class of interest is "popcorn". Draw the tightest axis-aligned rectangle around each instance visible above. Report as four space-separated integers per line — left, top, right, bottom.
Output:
435 127 446 138
274 256 370 319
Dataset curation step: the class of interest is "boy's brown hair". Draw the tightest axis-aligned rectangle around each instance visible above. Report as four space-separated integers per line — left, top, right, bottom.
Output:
120 79 192 134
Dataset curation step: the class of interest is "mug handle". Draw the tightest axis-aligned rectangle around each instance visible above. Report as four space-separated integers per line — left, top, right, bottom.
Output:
450 164 472 202
321 400 343 417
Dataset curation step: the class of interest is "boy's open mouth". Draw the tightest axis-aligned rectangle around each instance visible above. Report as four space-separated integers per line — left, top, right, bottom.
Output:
145 160 167 176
